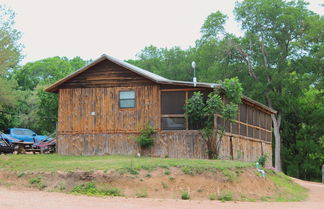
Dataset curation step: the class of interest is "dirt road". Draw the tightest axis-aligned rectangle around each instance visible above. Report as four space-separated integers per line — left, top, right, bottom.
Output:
0 178 323 209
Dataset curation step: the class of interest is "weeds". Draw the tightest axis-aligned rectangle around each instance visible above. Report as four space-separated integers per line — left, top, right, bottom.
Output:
29 177 46 190
222 169 237 182
218 191 233 201
164 170 171 175
181 191 190 200
209 193 216 200
71 182 122 196
135 190 148 198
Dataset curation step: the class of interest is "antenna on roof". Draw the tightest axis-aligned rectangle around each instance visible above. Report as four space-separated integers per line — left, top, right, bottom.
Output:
192 61 197 87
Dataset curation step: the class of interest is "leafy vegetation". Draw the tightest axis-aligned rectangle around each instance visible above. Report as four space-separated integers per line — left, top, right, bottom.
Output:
209 193 216 200
0 0 323 181
135 123 156 149
181 191 190 200
218 191 233 201
185 78 243 159
71 182 122 197
128 0 324 181
257 154 268 167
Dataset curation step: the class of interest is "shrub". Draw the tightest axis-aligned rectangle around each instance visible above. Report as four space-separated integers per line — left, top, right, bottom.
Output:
168 176 175 181
218 191 233 201
135 124 155 149
209 193 216 200
257 154 268 167
29 177 41 185
164 170 171 175
181 191 190 200
71 182 122 196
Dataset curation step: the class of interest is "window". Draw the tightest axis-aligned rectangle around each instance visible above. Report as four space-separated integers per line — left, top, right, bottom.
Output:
161 117 186 130
161 91 186 130
119 91 135 108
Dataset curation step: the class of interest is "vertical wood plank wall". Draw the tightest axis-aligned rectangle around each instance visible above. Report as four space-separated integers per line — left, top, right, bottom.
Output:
57 86 272 164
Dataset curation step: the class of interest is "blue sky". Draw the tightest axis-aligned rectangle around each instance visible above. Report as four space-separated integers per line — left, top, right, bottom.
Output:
1 0 323 64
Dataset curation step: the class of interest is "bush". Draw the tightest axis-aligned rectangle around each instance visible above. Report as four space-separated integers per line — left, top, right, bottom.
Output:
218 191 233 201
135 124 155 149
209 193 216 200
181 191 190 200
257 154 268 167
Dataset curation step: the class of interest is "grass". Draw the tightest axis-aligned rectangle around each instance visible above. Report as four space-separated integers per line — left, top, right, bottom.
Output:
135 190 148 198
266 170 308 201
222 169 237 182
29 177 47 189
218 191 233 201
0 154 253 172
71 182 122 197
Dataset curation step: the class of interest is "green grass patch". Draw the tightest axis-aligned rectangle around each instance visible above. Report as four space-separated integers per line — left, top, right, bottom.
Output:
218 191 233 201
222 169 237 182
0 154 253 172
29 177 47 189
71 182 122 196
266 170 308 201
181 191 190 200
209 193 216 200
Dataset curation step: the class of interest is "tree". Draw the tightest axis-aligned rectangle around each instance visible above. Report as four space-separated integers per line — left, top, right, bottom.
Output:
0 5 22 111
200 11 228 41
12 56 87 134
185 77 243 159
227 0 322 171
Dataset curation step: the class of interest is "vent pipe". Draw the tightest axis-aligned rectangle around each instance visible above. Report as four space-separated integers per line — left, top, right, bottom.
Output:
192 61 197 87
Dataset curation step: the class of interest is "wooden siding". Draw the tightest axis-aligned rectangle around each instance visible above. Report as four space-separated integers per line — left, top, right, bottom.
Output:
59 59 155 89
58 86 160 134
58 132 271 166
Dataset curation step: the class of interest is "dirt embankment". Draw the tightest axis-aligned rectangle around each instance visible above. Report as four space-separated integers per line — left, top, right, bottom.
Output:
0 167 279 200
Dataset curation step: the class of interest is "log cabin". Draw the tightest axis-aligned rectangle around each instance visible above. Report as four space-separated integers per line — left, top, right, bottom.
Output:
45 54 276 163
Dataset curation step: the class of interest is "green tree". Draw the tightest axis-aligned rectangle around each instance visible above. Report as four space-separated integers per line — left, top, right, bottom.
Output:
185 77 243 159
227 0 322 171
0 5 22 111
12 56 87 134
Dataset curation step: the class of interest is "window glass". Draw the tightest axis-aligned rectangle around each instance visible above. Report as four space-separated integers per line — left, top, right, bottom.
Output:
232 122 239 134
266 132 272 141
267 115 272 130
240 104 247 123
161 117 185 130
254 128 260 139
225 120 231 133
119 91 135 108
248 127 253 138
12 129 36 135
247 106 253 125
120 91 135 99
161 91 185 114
240 124 246 136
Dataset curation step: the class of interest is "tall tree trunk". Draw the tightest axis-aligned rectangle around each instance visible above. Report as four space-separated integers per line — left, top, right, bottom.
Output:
271 113 282 172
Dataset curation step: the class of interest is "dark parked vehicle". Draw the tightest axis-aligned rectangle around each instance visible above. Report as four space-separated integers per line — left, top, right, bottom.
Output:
0 135 14 154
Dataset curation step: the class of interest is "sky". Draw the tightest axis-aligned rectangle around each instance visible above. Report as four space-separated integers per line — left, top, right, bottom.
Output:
1 0 323 64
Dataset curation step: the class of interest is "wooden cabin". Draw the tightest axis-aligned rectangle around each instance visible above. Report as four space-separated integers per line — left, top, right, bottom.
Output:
46 54 276 163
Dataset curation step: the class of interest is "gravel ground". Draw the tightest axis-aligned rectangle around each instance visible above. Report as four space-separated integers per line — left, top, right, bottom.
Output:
0 178 323 209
